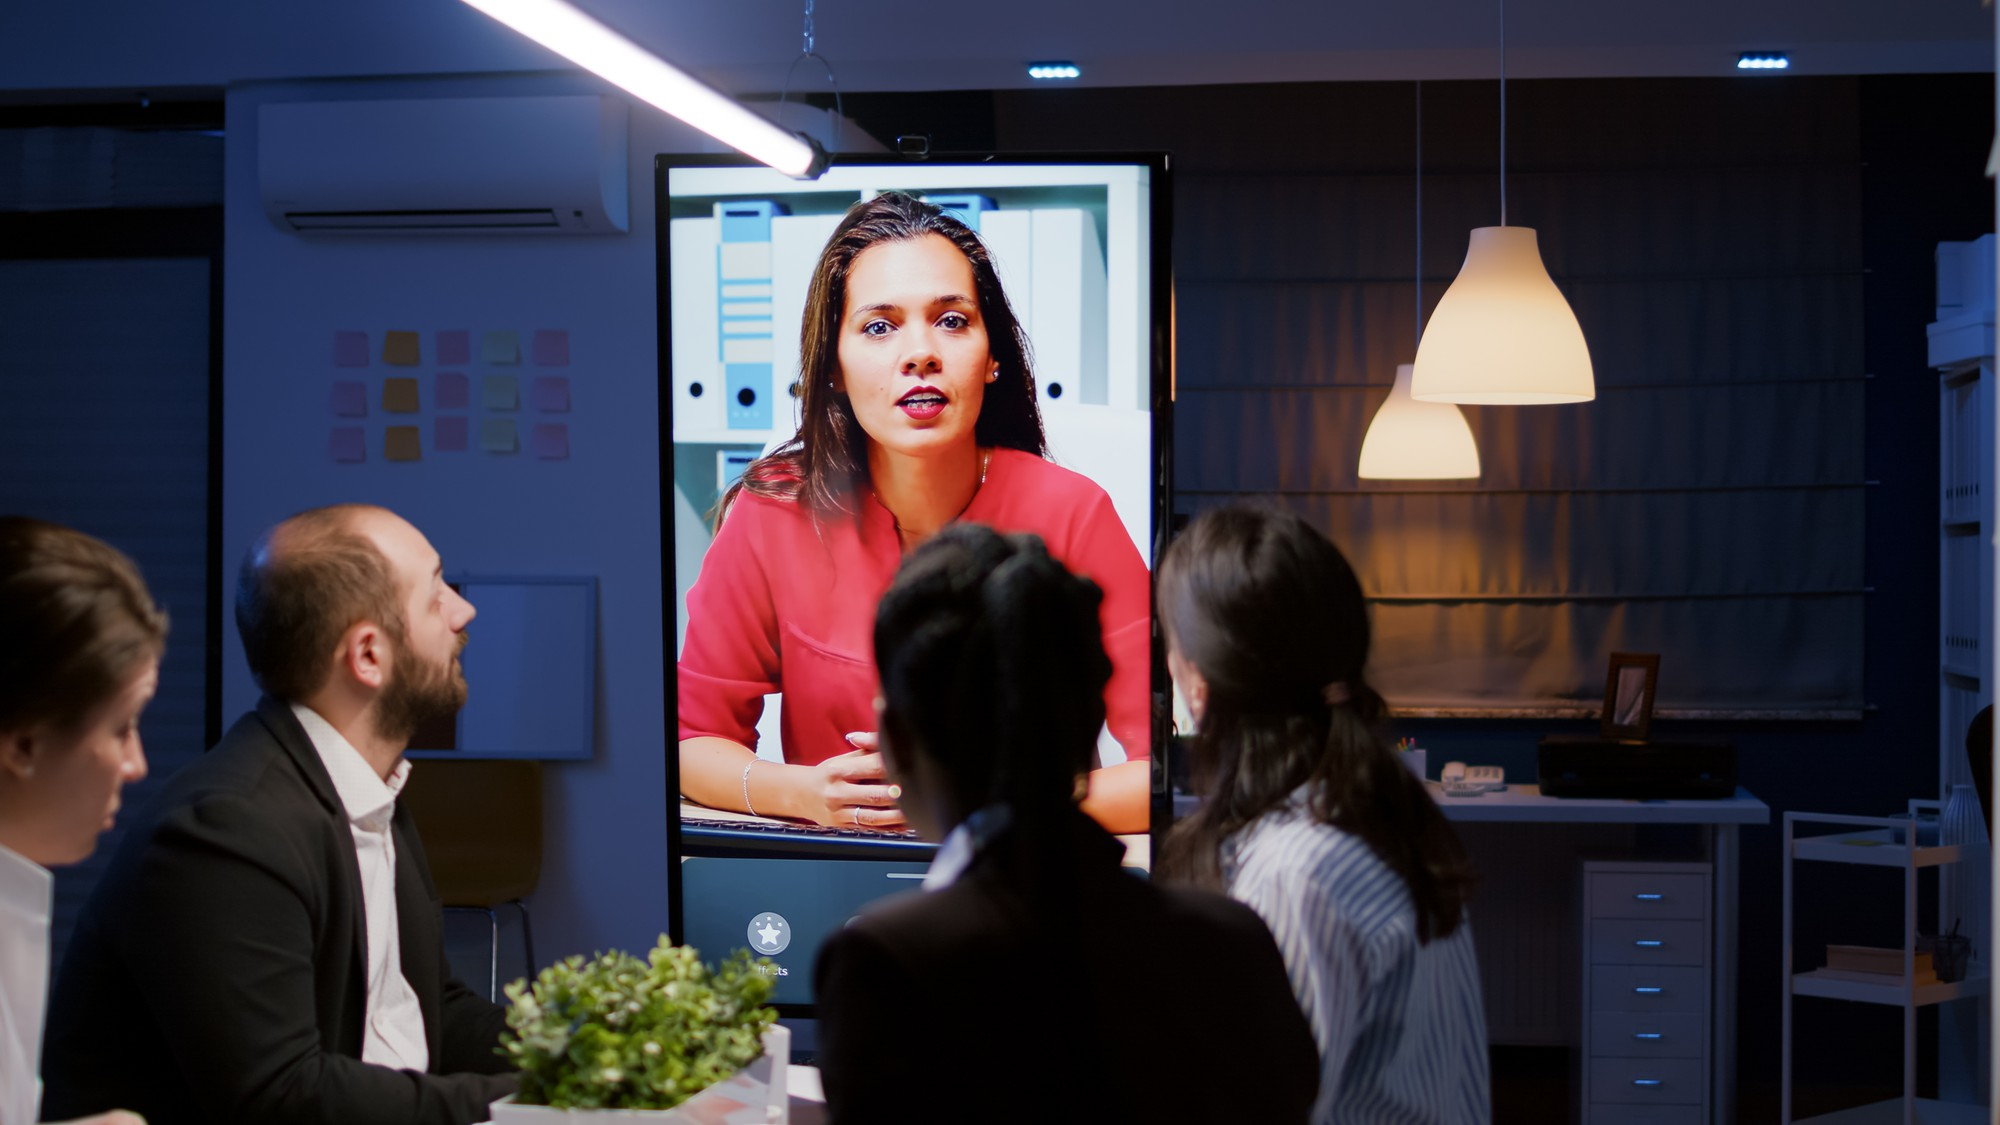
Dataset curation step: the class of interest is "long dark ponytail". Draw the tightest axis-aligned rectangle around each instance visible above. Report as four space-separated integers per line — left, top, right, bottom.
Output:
1157 506 1475 943
872 523 1106 838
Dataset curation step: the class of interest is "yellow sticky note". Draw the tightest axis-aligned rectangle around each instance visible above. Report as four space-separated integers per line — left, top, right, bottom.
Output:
385 425 422 462
382 377 420 413
383 331 421 366
480 418 517 454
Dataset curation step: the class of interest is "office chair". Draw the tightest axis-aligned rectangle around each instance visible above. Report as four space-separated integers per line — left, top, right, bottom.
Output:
401 759 543 1001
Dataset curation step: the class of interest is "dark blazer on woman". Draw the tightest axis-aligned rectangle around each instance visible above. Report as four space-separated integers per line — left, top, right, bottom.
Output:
41 696 516 1125
814 807 1319 1124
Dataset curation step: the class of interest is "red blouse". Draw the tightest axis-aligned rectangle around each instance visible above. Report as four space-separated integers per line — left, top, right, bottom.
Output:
677 448 1152 767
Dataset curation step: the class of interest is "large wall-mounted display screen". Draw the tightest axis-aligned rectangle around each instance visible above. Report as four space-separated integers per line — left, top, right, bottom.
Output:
662 155 1168 1005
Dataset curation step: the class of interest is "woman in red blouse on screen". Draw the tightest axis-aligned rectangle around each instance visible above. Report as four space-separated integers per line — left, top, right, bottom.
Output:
677 191 1150 834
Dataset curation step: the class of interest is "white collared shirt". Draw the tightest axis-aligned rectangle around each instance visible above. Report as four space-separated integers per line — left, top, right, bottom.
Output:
0 841 51 1125
291 704 429 1074
920 806 1013 891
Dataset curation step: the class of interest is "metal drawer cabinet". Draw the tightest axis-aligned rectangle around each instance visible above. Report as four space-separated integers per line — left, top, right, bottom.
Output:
1583 860 1713 1124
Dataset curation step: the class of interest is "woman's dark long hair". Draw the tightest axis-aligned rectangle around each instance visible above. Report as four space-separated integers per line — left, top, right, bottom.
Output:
1157 506 1475 943
873 524 1106 835
726 192 1048 520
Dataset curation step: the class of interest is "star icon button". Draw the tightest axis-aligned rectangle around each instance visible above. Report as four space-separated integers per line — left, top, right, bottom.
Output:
747 911 791 955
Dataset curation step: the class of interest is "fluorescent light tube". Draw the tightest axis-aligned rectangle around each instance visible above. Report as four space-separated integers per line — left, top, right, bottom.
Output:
1027 62 1082 80
459 0 826 177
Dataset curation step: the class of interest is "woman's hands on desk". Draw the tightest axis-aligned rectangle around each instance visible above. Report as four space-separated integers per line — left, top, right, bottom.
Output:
796 733 906 830
677 733 906 830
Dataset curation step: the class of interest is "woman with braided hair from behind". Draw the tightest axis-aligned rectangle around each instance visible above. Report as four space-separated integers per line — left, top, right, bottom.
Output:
812 523 1318 1124
1158 506 1490 1124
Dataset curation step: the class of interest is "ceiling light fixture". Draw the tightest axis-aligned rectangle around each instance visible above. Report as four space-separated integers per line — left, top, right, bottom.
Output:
1027 62 1082 80
1360 82 1481 480
457 0 829 178
1736 52 1791 71
1411 0 1593 405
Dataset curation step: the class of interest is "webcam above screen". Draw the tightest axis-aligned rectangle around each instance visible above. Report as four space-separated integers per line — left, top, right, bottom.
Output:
659 152 1171 1008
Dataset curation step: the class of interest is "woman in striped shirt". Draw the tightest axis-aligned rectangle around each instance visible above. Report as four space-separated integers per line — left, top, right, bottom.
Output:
1159 506 1491 1124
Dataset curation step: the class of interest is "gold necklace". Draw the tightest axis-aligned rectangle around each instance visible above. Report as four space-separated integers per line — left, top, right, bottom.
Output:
890 448 991 549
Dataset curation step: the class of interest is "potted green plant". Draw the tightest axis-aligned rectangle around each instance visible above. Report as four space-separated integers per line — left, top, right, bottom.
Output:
488 936 788 1123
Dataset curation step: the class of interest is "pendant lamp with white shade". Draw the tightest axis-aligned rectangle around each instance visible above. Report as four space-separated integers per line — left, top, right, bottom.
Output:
1359 83 1481 480
1410 0 1593 405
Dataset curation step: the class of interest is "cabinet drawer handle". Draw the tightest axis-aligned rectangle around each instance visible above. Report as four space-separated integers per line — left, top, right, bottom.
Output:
1634 939 1664 947
1633 986 1665 994
1634 893 1665 901
1632 1079 1663 1088
1634 1032 1664 1040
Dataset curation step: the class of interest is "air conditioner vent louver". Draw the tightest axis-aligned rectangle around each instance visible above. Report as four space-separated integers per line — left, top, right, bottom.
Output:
258 96 627 236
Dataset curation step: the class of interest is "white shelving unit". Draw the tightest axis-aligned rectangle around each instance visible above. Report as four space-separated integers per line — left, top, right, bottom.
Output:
1931 235 1996 1109
1782 808 1989 1124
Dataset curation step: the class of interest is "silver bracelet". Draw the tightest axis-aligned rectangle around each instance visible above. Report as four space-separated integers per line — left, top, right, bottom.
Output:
741 758 759 818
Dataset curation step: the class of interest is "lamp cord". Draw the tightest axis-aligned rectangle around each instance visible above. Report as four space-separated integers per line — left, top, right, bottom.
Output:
1498 0 1508 227
778 0 844 152
1416 80 1424 339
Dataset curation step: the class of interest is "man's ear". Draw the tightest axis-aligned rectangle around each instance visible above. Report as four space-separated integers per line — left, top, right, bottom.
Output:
337 621 390 692
0 728 42 781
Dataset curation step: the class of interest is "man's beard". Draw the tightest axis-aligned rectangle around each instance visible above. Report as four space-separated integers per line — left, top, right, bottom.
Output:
377 632 468 743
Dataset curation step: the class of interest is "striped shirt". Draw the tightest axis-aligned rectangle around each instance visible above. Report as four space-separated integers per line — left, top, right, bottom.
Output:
1225 791 1491 1124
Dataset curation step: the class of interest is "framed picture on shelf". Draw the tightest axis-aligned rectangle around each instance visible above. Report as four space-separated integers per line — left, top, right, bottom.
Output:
1601 652 1661 742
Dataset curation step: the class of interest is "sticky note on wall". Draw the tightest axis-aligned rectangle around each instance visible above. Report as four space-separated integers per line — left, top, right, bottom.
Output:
530 376 570 413
333 331 370 367
383 331 421 366
383 377 420 413
436 372 470 410
329 427 365 463
481 418 517 454
435 415 469 452
330 381 367 417
482 331 520 365
531 423 570 460
532 330 570 366
483 376 518 411
436 329 470 366
385 426 422 461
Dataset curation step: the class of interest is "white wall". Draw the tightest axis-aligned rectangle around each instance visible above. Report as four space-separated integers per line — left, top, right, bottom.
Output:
224 73 703 961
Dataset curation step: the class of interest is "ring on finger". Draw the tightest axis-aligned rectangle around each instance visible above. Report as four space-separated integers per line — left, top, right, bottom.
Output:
853 807 861 827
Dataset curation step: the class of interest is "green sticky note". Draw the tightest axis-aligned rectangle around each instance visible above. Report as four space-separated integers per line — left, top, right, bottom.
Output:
483 375 518 411
480 418 517 454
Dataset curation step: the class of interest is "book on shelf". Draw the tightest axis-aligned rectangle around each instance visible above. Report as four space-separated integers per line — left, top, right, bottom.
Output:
1819 945 1938 985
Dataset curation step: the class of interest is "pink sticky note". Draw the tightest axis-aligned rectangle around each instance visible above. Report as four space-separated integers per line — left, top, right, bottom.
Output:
436 330 471 367
330 381 367 417
435 415 469 453
333 331 369 368
531 423 570 460
531 330 570 367
436 372 470 410
530 376 571 413
329 427 365 463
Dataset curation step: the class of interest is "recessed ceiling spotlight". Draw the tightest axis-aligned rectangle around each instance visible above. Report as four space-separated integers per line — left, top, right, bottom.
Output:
1736 52 1791 71
1027 62 1082 80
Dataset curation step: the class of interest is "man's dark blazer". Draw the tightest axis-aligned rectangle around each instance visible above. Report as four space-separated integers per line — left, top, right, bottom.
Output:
42 697 517 1125
813 808 1320 1124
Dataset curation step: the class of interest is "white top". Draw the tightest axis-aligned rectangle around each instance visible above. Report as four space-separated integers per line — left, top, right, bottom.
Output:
1226 791 1491 1124
0 842 51 1125
292 704 429 1073
920 807 1012 892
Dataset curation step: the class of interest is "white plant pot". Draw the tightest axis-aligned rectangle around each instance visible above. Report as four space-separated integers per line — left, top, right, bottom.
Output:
490 1025 790 1125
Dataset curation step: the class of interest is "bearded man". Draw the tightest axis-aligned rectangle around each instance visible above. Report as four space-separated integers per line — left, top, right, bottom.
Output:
44 505 517 1125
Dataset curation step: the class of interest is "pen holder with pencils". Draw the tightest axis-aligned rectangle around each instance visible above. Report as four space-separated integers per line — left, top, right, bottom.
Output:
1396 743 1428 781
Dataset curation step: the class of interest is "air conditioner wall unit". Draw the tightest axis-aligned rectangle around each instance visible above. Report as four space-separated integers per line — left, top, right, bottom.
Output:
258 95 629 235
